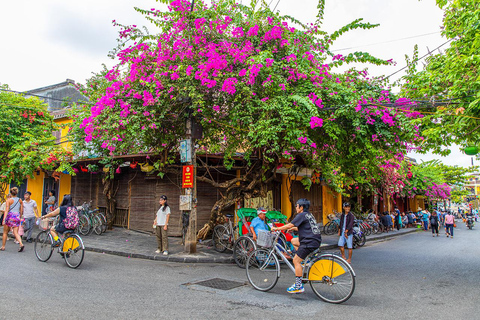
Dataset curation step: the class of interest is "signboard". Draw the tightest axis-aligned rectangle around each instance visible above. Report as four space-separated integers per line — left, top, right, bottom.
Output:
180 195 192 210
180 139 191 163
182 165 194 188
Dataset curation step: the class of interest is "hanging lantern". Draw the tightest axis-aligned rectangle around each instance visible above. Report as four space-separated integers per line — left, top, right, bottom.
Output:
464 146 479 156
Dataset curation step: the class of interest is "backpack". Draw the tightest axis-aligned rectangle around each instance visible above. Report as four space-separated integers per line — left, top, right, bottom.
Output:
430 217 436 225
64 207 79 229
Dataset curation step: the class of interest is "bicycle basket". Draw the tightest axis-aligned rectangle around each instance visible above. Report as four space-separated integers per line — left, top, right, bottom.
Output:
39 218 55 231
256 230 274 248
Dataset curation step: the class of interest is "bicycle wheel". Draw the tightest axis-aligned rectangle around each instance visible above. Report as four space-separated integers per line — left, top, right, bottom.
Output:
63 234 85 269
323 222 332 235
77 215 90 236
246 248 280 292
326 222 336 235
92 216 102 235
233 236 256 268
212 225 229 253
357 233 366 247
308 254 355 304
95 213 107 233
34 231 54 262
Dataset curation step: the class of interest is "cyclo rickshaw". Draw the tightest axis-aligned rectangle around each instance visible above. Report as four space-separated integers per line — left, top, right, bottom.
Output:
232 209 290 268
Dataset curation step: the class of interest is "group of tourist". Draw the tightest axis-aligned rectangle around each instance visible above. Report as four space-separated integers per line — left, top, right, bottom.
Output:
366 206 458 238
0 188 41 252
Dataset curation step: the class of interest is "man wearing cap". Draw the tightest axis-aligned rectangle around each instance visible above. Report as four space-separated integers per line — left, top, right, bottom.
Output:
250 208 268 242
23 191 39 243
271 198 322 294
338 202 355 264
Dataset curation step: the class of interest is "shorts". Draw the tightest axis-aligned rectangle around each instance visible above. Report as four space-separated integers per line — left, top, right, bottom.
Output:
296 245 319 260
5 212 21 228
338 234 353 249
55 222 69 234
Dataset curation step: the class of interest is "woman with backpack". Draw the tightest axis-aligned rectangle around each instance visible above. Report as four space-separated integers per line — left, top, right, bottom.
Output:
1 187 24 252
41 194 78 247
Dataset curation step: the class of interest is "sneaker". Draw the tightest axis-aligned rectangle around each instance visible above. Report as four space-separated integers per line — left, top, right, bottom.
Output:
287 284 304 294
155 249 161 254
163 251 168 256
14 240 19 244
52 240 61 247
26 239 33 243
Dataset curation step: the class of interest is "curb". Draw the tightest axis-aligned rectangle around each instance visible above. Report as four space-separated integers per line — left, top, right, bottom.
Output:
84 246 235 264
1 228 419 264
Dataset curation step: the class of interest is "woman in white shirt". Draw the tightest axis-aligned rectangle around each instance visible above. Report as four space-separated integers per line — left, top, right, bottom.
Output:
153 195 170 255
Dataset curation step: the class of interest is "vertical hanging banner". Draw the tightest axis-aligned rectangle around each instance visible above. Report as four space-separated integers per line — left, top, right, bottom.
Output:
182 165 194 188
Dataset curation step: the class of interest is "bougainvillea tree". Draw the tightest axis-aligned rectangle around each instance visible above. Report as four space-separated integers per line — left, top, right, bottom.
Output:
0 86 71 201
76 0 424 235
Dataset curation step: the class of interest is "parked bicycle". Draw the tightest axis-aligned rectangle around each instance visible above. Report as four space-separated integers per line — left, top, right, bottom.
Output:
34 218 85 268
246 231 355 304
323 211 341 235
76 201 107 236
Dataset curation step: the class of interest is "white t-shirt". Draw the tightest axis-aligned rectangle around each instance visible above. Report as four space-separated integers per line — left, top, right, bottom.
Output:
156 205 171 226
23 200 38 218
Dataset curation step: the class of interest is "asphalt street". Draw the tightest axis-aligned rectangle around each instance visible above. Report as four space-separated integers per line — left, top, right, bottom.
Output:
1 223 478 320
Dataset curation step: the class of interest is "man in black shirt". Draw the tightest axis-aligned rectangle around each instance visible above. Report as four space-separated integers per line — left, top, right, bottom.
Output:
272 198 322 294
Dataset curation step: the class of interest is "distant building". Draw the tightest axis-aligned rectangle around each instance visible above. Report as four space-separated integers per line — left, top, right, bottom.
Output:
25 79 87 111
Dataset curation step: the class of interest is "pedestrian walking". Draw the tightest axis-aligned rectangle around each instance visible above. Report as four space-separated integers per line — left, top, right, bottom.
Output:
337 202 354 264
23 191 39 243
1 187 24 252
430 211 439 237
445 211 455 238
154 195 170 255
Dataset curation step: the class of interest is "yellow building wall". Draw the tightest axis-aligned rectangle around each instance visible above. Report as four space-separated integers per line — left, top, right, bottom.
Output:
58 173 72 201
281 174 292 219
26 172 46 206
322 186 342 223
55 118 73 151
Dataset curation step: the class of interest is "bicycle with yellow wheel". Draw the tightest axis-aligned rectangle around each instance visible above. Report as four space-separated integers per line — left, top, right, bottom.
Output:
34 218 85 269
245 231 355 304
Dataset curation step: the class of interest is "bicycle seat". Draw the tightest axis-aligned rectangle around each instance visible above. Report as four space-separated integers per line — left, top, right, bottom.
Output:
225 214 234 218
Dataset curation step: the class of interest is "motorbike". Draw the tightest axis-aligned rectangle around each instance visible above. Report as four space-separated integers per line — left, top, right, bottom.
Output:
466 216 474 230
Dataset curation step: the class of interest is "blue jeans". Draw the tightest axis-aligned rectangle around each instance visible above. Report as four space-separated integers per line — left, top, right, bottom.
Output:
423 221 428 230
446 224 454 237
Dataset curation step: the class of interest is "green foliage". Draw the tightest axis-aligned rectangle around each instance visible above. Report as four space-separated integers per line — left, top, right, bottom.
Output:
0 86 69 185
401 1 480 154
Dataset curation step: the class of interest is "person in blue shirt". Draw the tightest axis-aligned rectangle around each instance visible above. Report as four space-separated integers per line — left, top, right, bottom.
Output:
422 210 429 231
249 208 268 242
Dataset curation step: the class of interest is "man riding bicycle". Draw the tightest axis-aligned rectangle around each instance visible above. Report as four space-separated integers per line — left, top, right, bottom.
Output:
271 198 322 294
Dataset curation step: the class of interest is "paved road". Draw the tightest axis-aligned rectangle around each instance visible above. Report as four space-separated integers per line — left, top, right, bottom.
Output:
1 223 478 319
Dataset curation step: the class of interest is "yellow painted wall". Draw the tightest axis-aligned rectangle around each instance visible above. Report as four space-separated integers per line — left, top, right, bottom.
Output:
281 174 292 219
26 172 46 206
55 118 73 151
58 173 72 200
322 185 342 223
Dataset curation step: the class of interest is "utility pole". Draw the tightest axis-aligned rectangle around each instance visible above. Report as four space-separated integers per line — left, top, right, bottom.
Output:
184 116 197 253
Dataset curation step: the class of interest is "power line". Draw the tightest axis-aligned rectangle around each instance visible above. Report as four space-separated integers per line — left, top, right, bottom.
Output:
331 31 441 52
0 88 93 106
385 37 455 79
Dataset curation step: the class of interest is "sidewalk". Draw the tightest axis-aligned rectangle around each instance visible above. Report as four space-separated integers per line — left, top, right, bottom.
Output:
0 225 420 264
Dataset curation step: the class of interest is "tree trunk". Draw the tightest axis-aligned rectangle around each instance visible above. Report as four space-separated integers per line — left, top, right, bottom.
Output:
196 158 278 240
102 173 117 230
